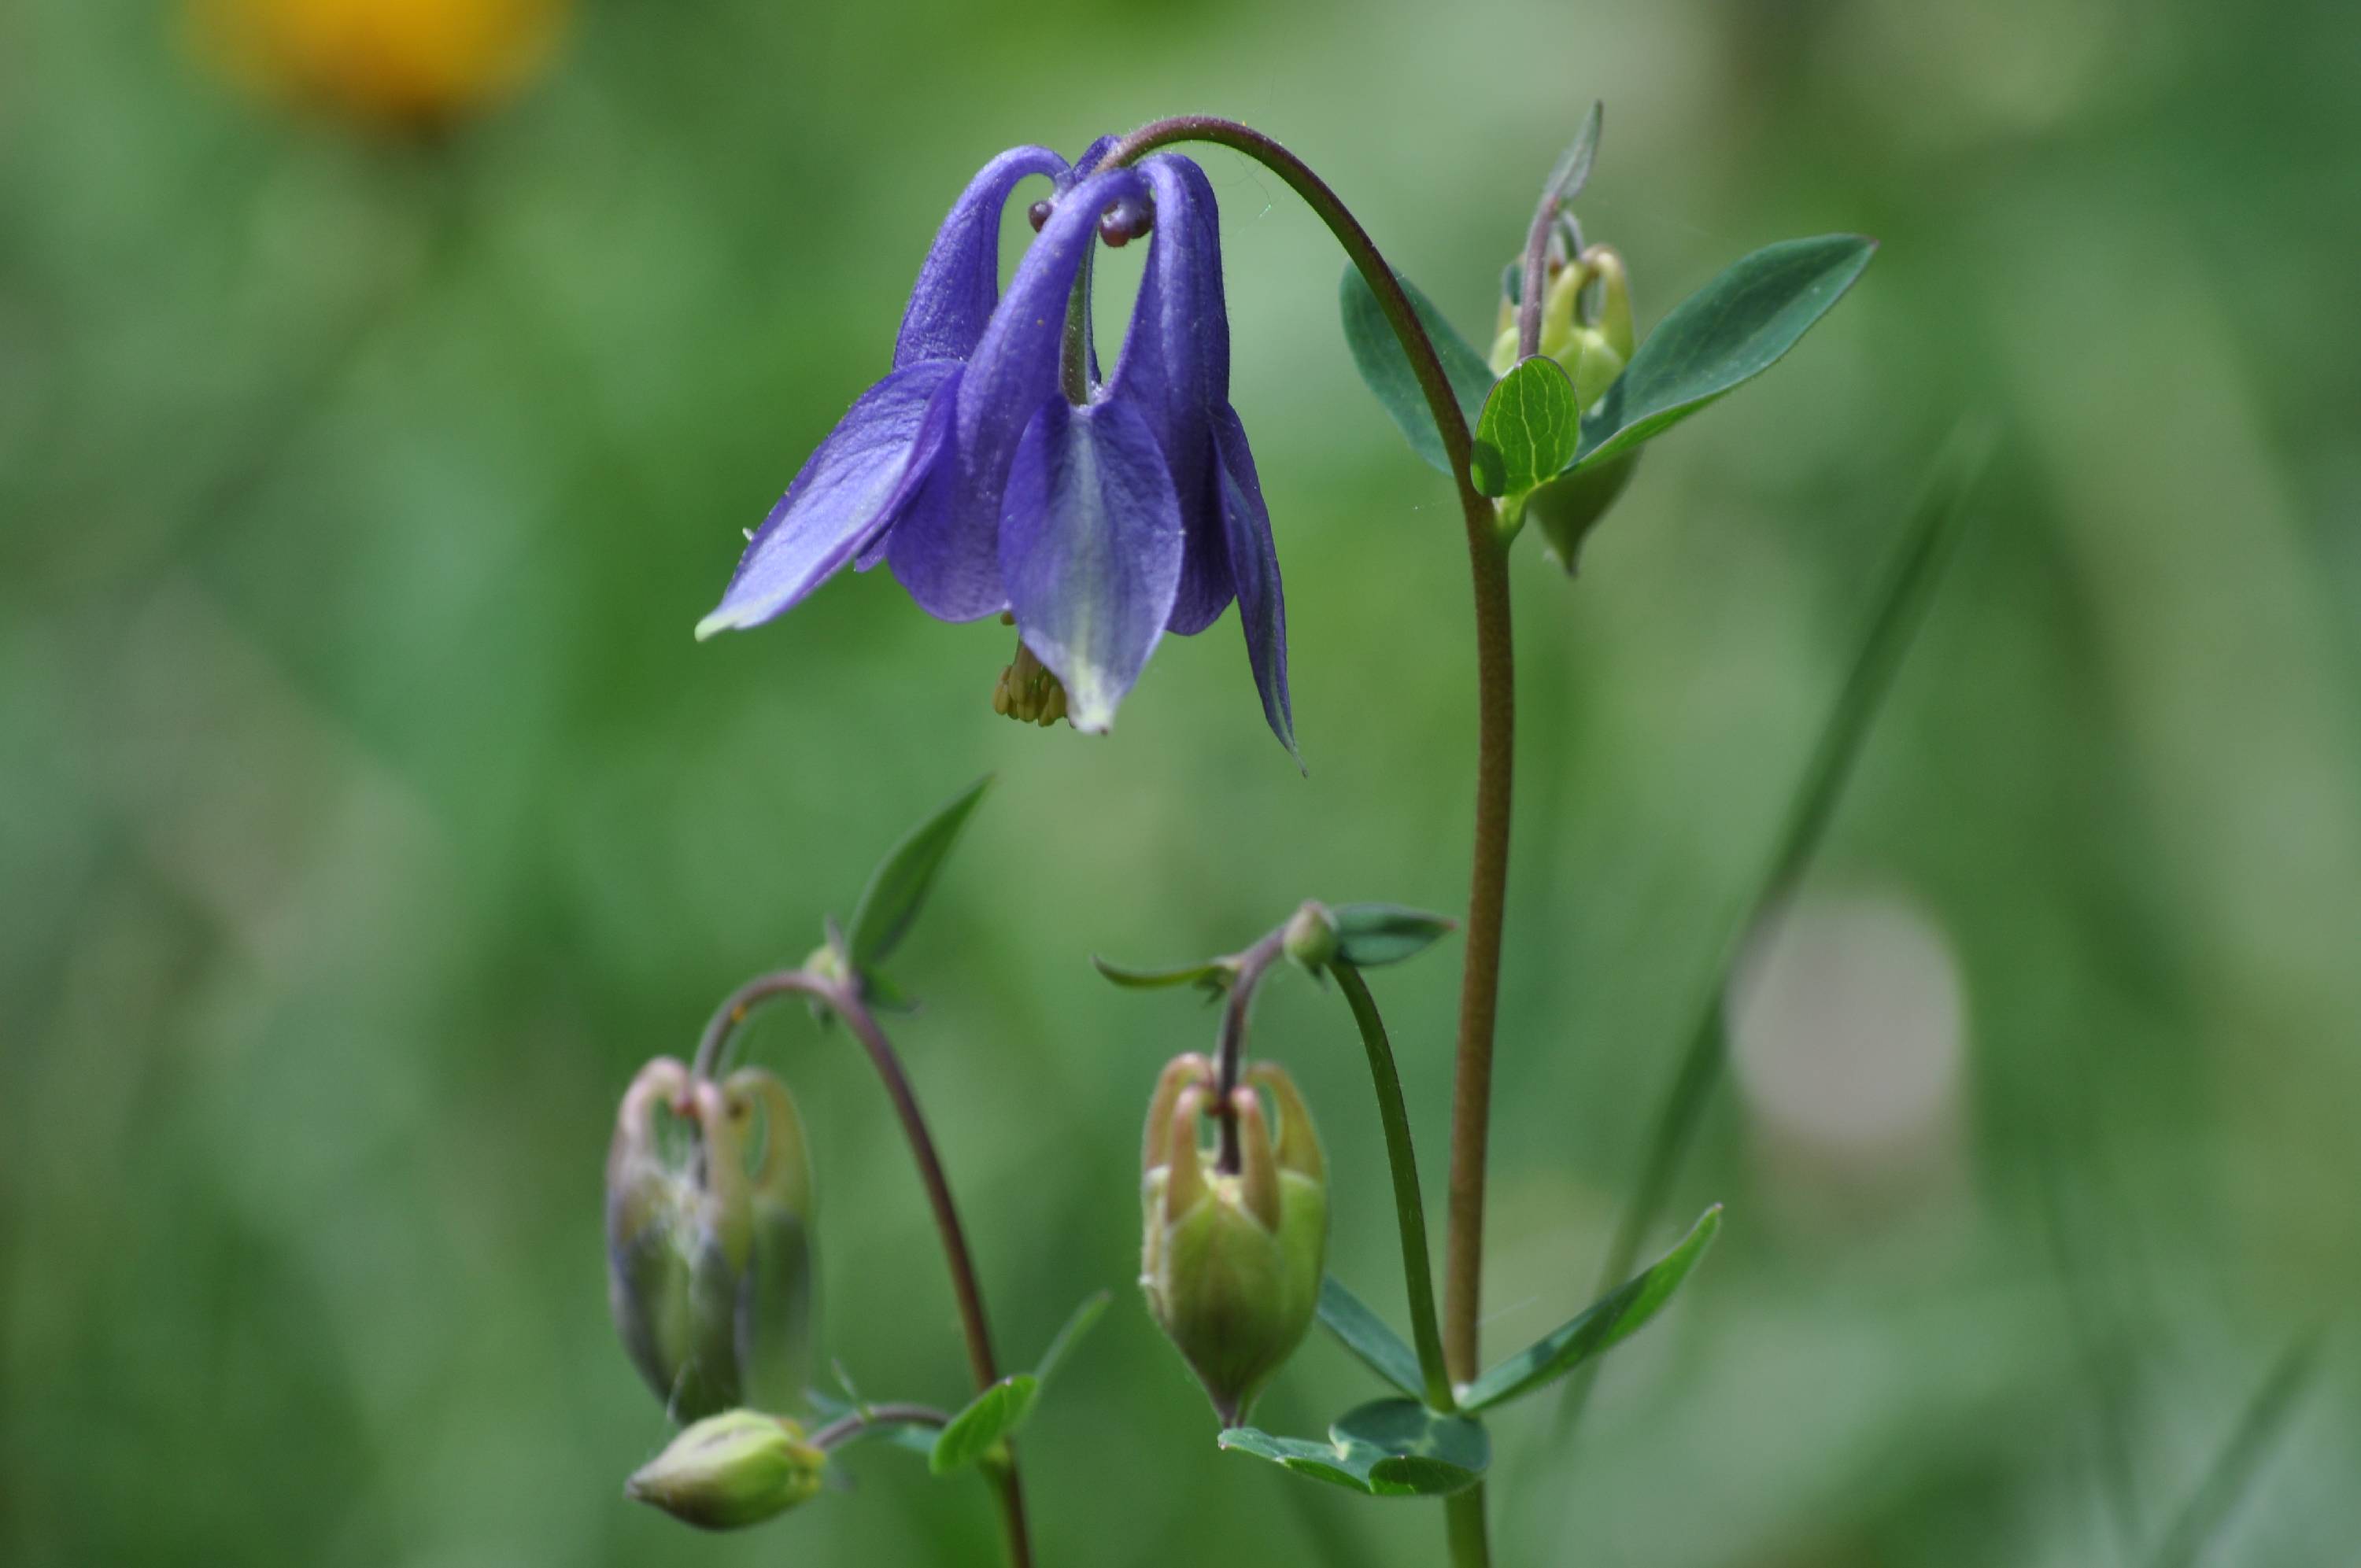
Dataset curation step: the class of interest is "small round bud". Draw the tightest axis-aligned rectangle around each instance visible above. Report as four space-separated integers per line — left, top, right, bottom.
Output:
1280 901 1339 973
1483 238 1641 570
626 1410 827 1531
1026 198 1054 233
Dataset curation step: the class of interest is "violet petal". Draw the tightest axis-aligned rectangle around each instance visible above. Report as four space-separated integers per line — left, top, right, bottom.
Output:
696 359 961 638
999 395 1184 732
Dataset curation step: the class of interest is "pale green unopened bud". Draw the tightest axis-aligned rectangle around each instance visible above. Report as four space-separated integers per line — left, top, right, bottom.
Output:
607 1060 818 1422
1489 244 1640 572
1140 1057 1328 1426
626 1409 826 1531
1281 900 1339 973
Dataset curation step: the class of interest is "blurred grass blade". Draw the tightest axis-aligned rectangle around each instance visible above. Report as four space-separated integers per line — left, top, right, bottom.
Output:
2150 1335 2321 1568
1033 1289 1110 1385
846 774 992 968
1553 430 1992 1443
1317 1275 1426 1398
1339 267 1499 475
2031 1123 2148 1559
1461 1205 1719 1411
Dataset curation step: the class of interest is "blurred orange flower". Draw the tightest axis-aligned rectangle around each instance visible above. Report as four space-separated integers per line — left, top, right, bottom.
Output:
191 0 568 131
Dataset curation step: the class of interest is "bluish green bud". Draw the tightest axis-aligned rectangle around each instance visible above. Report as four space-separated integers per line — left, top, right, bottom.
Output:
1280 900 1339 973
607 1059 818 1422
626 1409 827 1530
1140 1056 1328 1426
1491 245 1641 572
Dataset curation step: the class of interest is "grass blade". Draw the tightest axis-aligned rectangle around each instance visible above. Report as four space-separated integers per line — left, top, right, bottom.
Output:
2150 1335 2321 1568
1552 428 1993 1444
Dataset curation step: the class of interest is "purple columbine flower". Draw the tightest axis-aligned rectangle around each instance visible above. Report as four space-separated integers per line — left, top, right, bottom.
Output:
697 143 1292 756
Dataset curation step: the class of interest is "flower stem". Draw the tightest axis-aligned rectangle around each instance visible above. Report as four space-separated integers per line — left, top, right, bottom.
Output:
809 1402 951 1452
1446 1490 1492 1568
1332 961 1453 1410
1213 931 1288 1175
1101 116 1510 1565
694 972 1033 1568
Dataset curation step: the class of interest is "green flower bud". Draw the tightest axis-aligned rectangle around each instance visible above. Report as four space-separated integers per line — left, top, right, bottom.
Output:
607 1058 818 1422
1280 900 1339 973
1491 245 1640 572
626 1409 826 1530
1140 1056 1328 1426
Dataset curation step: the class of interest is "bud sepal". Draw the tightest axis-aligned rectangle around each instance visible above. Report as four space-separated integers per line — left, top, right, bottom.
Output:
606 1058 817 1422
1141 1057 1328 1426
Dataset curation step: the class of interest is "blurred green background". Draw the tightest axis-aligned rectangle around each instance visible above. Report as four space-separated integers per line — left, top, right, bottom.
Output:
6 0 2359 1562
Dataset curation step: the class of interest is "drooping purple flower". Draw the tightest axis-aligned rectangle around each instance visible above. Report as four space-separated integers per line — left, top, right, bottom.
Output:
698 144 1292 756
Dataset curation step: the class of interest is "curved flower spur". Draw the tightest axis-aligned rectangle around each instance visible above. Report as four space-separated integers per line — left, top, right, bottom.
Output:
699 144 1293 756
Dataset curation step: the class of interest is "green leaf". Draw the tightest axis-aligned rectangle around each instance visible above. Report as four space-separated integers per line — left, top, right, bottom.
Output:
1574 235 1875 470
929 1375 1038 1476
924 1290 1108 1477
1317 1276 1424 1398
1339 267 1498 475
1033 1290 1110 1386
1330 904 1458 968
845 775 992 968
1088 953 1235 993
1546 101 1604 210
859 968 917 1013
1471 356 1580 500
1219 1399 1489 1497
1462 1205 1720 1411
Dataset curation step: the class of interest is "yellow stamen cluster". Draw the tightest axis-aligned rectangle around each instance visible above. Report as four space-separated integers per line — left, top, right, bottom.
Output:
992 636 1070 728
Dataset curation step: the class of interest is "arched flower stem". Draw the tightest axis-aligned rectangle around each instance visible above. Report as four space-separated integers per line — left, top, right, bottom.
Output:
1211 929 1289 1175
1100 116 1514 1568
693 972 1032 1568
808 1402 951 1453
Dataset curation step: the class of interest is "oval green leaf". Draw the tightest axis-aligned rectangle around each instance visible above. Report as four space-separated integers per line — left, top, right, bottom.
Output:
1339 267 1498 476
928 1374 1039 1476
925 1289 1107 1475
1460 1205 1721 1411
1471 355 1580 500
1331 904 1458 968
1317 1275 1424 1398
1573 235 1875 471
847 775 992 968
